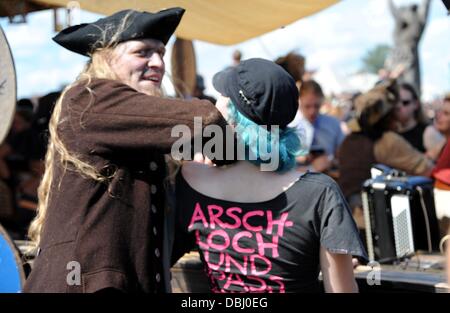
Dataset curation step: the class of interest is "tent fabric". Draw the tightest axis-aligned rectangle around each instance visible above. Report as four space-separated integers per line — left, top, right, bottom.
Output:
34 0 339 45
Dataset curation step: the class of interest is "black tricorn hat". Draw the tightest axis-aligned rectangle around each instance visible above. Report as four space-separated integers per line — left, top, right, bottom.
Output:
53 7 185 56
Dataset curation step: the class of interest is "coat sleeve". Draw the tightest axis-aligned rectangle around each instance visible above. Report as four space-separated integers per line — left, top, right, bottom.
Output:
374 131 433 175
61 79 229 156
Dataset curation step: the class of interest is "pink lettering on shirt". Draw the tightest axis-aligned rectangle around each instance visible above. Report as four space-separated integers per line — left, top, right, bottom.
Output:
207 204 226 229
255 232 279 258
231 231 255 254
188 203 209 229
207 229 230 251
242 210 264 232
224 207 242 229
266 211 293 236
188 204 295 293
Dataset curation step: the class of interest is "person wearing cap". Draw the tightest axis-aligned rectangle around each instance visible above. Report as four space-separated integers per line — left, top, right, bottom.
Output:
172 58 366 293
24 8 232 293
337 80 434 230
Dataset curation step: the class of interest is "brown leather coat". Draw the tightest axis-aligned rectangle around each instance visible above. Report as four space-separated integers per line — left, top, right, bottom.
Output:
24 78 228 293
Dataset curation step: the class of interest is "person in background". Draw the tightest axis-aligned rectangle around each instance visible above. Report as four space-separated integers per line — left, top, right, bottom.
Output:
0 100 42 238
431 94 450 236
396 83 429 152
338 79 434 232
289 80 344 173
433 94 450 172
275 51 305 90
192 74 216 104
231 49 242 67
33 91 62 159
423 121 446 161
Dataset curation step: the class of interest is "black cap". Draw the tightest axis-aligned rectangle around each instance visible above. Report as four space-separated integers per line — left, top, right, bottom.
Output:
53 7 185 56
213 58 299 128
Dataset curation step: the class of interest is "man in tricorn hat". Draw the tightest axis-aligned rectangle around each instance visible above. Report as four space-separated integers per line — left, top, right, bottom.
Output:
24 8 231 293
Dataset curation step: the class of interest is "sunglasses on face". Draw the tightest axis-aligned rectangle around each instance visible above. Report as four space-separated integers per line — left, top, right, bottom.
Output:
401 99 414 106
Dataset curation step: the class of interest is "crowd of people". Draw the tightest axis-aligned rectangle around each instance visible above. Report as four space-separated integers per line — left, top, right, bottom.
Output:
0 91 60 239
0 6 449 293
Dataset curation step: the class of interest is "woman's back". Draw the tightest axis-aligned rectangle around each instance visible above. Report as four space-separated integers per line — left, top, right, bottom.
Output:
181 161 301 203
174 162 366 293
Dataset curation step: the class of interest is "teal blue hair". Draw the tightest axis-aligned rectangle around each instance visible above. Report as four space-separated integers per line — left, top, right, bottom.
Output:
227 101 305 172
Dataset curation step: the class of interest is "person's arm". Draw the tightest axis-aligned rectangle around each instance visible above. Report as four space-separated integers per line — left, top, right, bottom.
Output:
63 79 229 157
320 246 359 293
426 140 446 161
374 132 434 176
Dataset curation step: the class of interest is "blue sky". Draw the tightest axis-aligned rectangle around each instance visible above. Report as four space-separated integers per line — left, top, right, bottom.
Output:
1 0 449 101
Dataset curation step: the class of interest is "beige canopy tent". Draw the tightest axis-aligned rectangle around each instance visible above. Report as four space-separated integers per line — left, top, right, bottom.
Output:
0 0 340 117
31 0 340 45
33 1 339 95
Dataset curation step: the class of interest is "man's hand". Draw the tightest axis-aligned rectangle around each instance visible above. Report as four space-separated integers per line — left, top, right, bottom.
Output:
193 152 214 166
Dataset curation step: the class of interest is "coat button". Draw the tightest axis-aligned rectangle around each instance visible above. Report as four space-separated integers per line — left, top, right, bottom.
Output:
151 205 157 213
155 273 161 282
155 248 160 258
151 185 157 194
153 227 157 236
150 162 158 171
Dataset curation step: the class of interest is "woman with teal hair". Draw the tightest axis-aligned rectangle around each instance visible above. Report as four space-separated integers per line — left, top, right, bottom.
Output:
172 58 366 293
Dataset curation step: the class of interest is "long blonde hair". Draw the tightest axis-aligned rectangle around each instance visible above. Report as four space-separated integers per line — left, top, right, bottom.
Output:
27 13 136 251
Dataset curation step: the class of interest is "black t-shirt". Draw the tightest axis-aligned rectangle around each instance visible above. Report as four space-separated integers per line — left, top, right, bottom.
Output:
399 123 427 152
174 171 367 293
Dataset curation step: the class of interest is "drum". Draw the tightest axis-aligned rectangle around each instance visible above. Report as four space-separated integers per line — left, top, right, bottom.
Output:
0 224 26 293
0 25 17 145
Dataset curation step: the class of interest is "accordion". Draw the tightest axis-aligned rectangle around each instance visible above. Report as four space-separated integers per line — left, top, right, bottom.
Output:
362 173 440 263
